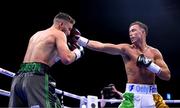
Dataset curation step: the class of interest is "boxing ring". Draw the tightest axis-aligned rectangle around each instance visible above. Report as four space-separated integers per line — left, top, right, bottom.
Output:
0 67 180 108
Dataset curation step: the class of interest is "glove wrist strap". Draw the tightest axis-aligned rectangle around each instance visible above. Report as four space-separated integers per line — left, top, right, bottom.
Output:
77 36 89 47
147 62 161 74
73 48 81 60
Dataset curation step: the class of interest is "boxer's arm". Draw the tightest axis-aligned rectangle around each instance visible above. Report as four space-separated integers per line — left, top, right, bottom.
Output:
70 28 127 55
55 32 77 65
100 94 106 108
111 86 123 99
154 49 171 81
87 40 126 55
75 35 127 55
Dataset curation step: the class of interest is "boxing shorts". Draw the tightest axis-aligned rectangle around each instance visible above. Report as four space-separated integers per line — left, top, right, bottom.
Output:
9 62 61 108
118 83 169 108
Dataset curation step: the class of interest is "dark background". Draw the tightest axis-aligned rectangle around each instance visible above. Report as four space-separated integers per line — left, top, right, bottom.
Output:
0 0 180 107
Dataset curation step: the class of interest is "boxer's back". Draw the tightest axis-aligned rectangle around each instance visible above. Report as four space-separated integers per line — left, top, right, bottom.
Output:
23 28 57 66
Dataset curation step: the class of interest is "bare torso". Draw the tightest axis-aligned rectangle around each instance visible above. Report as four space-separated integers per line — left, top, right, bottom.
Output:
122 44 156 84
23 28 59 66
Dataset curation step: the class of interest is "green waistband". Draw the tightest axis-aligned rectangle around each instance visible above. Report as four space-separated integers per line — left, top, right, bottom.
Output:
19 62 41 73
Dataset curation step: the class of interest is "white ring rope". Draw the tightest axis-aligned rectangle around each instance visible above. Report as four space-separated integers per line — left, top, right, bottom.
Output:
0 89 10 97
0 67 15 77
0 67 180 105
98 98 180 104
98 98 123 103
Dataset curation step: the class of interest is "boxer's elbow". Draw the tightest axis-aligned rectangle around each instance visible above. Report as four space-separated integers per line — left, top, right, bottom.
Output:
165 73 171 81
61 54 74 65
61 59 72 65
164 70 171 81
159 70 171 81
162 74 171 81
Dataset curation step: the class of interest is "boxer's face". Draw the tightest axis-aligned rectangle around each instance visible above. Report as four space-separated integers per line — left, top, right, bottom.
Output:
129 24 145 44
61 21 73 36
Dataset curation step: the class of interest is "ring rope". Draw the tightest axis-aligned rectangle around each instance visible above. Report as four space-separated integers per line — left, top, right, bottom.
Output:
0 89 10 97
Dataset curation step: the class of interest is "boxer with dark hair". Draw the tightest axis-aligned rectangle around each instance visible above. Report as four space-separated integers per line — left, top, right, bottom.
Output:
72 21 170 108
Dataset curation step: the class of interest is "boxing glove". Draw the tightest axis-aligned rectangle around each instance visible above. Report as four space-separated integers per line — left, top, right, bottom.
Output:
70 27 81 36
73 46 84 60
70 28 89 47
137 54 161 74
67 42 84 60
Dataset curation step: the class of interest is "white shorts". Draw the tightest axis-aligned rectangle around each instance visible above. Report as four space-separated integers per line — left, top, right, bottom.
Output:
119 83 168 108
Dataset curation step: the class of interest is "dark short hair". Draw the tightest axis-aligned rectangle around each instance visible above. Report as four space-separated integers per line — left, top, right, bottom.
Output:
130 21 148 35
54 12 75 24
108 83 115 87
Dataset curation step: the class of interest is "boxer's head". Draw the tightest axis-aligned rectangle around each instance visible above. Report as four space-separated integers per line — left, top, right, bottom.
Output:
53 12 75 36
129 21 148 44
129 21 148 35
